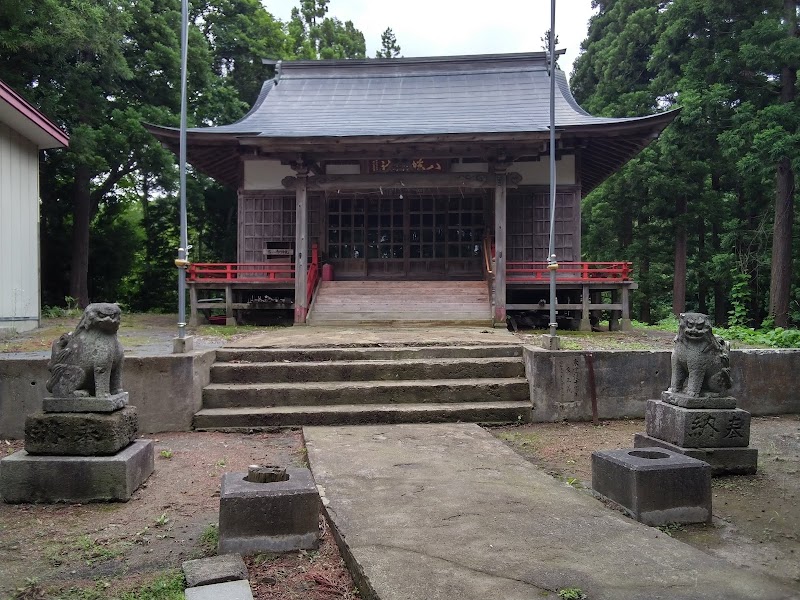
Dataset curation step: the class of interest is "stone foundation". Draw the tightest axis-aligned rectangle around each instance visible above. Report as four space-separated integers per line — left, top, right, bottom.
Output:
634 433 758 476
0 439 154 503
24 406 138 456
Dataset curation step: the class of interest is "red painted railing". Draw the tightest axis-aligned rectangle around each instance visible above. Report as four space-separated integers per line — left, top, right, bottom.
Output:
506 261 633 283
306 244 320 307
186 244 319 285
187 262 294 282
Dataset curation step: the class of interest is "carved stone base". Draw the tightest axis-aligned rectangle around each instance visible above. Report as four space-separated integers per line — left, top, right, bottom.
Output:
42 392 128 414
634 433 758 476
661 390 737 410
0 440 154 503
24 406 138 456
645 400 751 448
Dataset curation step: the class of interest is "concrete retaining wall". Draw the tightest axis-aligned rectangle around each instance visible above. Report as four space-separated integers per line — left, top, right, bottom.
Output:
0 350 216 439
525 347 800 422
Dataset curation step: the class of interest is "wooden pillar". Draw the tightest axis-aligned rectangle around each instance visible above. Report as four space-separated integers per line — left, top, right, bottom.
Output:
580 284 591 331
493 170 507 325
621 286 632 331
225 284 235 326
189 285 198 327
609 289 621 331
294 170 309 324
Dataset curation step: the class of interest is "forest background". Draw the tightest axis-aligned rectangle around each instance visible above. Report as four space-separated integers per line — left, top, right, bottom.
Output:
0 0 797 330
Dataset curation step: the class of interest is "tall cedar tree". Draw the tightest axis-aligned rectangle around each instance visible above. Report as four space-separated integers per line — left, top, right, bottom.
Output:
376 27 401 58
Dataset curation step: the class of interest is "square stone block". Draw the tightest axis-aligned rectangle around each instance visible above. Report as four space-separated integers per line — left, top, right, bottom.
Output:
634 433 758 476
218 466 320 554
0 440 154 503
184 580 253 600
591 447 711 526
24 406 138 455
183 554 248 588
645 399 750 448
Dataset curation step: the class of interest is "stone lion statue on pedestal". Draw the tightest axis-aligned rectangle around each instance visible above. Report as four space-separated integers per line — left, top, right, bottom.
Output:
668 312 731 397
45 303 125 398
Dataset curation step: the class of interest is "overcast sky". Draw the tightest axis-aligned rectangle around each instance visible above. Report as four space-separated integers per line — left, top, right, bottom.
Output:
263 0 598 76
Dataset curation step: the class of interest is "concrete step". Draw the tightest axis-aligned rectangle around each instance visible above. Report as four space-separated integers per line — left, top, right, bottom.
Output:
306 318 493 327
202 378 530 409
214 345 522 363
193 401 532 428
210 357 526 384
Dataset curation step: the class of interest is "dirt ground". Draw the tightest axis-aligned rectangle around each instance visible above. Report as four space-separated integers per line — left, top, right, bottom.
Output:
0 430 355 600
492 415 800 590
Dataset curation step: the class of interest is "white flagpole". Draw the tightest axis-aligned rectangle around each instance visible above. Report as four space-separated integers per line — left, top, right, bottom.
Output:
547 0 559 341
177 0 189 343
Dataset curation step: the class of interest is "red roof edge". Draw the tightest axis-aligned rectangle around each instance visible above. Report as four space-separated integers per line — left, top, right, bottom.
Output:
0 79 69 148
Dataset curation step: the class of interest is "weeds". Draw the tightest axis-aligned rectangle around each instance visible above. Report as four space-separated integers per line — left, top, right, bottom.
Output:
656 523 684 537
199 523 219 557
558 587 587 600
159 449 173 459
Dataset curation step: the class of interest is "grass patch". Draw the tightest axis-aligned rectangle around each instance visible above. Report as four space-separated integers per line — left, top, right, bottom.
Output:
495 431 540 448
199 523 219 557
195 324 271 339
44 570 184 600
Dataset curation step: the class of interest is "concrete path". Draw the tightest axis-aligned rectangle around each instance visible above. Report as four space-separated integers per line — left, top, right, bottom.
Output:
305 424 797 600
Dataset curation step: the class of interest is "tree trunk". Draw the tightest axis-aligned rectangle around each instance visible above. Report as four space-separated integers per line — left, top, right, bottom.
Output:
640 256 651 323
697 216 707 314
768 0 797 327
673 196 687 316
69 164 91 308
711 219 726 325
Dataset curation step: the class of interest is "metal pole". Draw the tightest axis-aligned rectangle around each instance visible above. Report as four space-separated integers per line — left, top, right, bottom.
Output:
547 0 558 338
177 0 189 340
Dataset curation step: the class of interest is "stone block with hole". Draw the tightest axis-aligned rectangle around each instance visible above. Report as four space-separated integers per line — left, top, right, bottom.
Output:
591 447 711 526
218 466 320 554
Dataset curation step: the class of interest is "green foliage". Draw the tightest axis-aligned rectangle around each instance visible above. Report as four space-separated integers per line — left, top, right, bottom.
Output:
0 0 370 312
720 326 800 349
558 588 587 600
376 27 401 58
572 0 799 326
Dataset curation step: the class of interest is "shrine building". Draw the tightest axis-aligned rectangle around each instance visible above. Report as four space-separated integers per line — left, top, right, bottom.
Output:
146 52 677 329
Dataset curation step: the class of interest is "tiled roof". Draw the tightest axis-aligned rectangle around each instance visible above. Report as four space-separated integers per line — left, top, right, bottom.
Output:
193 53 656 138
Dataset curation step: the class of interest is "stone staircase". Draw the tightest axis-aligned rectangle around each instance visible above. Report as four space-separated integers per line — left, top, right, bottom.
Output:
307 280 492 326
193 344 531 429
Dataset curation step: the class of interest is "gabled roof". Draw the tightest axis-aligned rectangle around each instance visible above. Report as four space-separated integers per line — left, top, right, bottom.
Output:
0 80 69 149
147 52 677 193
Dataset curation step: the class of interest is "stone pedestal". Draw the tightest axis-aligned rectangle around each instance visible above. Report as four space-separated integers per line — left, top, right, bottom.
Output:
633 434 758 476
218 466 320 554
637 397 758 476
592 447 711 526
0 440 154 503
24 406 138 456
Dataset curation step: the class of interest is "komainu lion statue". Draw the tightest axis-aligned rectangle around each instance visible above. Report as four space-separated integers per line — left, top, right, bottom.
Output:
46 303 125 398
668 312 731 397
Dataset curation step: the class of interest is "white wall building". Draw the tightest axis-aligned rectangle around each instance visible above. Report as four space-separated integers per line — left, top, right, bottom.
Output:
0 80 69 333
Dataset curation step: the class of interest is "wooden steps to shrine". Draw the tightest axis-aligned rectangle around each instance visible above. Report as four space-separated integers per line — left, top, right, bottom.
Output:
193 344 531 429
306 280 492 326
